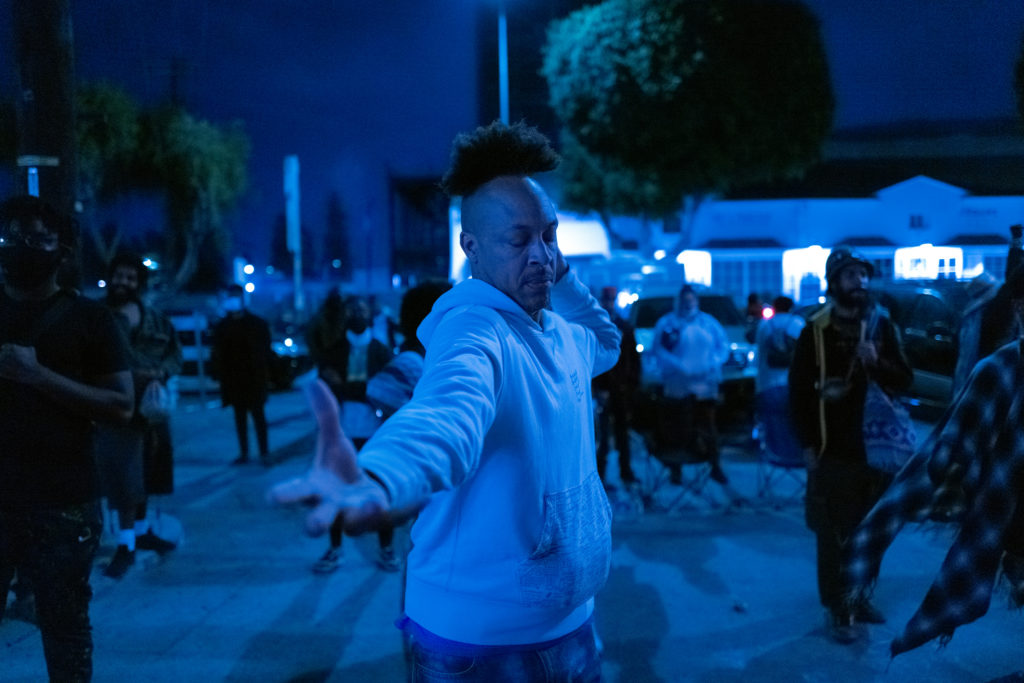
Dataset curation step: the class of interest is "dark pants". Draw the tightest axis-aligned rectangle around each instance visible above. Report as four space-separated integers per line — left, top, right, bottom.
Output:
0 502 102 682
232 403 268 458
326 437 393 551
806 458 890 611
655 396 721 477
595 391 635 483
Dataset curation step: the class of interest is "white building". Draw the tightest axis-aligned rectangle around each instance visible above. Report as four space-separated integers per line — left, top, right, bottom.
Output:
608 175 1022 305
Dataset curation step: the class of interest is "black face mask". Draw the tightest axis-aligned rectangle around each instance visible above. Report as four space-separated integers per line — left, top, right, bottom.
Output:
0 245 63 289
347 319 369 334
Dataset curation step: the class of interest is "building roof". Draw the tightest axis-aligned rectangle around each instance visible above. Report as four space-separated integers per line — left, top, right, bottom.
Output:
725 122 1024 199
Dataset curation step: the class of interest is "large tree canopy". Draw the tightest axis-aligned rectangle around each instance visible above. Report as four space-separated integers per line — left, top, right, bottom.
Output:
543 0 834 215
136 106 249 290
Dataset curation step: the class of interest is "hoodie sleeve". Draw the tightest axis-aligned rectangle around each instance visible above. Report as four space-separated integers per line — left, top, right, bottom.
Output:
550 269 621 377
358 306 502 510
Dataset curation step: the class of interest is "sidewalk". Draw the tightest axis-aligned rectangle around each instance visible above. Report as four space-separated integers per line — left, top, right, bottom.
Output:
3 386 1021 682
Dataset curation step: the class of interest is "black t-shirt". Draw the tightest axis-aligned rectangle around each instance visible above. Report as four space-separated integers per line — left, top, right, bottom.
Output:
0 289 131 508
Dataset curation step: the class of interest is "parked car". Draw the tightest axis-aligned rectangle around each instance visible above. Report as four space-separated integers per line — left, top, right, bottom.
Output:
794 279 970 416
624 286 757 412
870 279 970 415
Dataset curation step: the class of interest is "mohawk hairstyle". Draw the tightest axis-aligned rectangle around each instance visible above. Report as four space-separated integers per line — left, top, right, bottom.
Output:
439 120 560 198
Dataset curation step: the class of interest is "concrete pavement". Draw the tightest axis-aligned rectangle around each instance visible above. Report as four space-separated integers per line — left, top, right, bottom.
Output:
3 384 1021 682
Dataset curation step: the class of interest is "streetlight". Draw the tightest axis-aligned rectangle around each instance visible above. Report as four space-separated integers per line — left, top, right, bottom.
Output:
498 0 509 124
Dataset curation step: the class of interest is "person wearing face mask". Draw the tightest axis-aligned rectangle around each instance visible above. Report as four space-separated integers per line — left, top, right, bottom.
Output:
0 195 134 681
94 253 183 579
210 284 274 465
652 284 731 485
788 246 912 644
311 294 393 574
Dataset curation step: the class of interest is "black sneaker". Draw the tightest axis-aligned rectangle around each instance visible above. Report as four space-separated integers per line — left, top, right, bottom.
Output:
709 464 729 485
824 609 861 644
103 545 135 579
231 455 249 466
136 530 177 555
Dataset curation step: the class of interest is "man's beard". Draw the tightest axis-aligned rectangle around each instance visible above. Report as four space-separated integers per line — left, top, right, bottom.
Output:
107 285 137 305
834 287 869 312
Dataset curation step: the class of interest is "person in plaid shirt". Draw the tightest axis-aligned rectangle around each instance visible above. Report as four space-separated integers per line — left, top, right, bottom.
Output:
843 328 1024 662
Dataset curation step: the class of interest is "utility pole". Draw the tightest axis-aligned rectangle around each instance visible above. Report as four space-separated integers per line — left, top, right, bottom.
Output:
12 0 77 214
284 155 304 318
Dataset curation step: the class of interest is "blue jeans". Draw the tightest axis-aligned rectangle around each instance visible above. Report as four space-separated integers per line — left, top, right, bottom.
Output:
409 619 602 682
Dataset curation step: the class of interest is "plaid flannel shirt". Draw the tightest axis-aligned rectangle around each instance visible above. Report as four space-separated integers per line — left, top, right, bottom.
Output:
842 340 1024 657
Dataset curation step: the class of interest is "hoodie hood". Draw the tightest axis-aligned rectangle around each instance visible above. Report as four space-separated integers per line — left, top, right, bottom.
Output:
417 278 536 348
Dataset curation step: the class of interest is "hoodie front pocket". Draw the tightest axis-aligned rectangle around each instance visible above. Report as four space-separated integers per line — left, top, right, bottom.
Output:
516 472 612 610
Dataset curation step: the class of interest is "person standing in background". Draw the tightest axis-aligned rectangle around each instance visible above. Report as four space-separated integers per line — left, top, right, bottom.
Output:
211 284 274 466
592 286 639 488
652 284 731 485
96 253 183 579
789 246 912 644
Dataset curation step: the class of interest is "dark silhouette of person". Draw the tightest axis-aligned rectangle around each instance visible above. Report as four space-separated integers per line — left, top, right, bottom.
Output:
211 284 273 465
592 286 639 487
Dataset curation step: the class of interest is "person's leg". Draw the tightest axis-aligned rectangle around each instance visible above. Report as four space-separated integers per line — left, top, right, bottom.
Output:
0 509 18 623
313 516 345 573
376 524 400 571
232 404 250 463
695 399 728 484
611 392 634 484
101 427 145 578
252 402 270 460
22 503 102 682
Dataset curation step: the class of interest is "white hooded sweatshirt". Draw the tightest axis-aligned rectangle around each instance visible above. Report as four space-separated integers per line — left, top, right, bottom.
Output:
359 270 621 646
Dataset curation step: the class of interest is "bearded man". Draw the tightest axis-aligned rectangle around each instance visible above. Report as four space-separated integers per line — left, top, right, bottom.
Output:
96 253 183 579
788 246 912 644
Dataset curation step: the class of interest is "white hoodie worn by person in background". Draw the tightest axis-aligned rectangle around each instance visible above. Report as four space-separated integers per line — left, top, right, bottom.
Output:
358 271 620 646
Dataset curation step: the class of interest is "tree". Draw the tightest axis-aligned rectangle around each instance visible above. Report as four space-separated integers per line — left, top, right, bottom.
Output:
136 106 249 290
75 82 140 266
542 0 834 244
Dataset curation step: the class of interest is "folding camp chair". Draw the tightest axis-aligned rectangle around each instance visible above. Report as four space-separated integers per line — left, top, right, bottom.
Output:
631 390 719 512
755 386 806 507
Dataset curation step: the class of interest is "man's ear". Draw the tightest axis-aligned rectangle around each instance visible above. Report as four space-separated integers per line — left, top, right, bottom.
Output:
460 231 477 264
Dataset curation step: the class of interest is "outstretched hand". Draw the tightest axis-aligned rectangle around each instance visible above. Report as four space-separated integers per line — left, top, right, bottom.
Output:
267 379 390 536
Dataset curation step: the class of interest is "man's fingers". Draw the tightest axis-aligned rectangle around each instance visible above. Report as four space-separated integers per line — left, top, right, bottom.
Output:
305 502 342 536
267 477 319 505
305 378 340 429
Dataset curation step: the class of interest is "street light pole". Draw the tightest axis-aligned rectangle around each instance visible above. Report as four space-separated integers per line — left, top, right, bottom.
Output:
497 0 509 124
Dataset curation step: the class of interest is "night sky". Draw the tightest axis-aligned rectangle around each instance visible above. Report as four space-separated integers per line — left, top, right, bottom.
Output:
2 0 1024 269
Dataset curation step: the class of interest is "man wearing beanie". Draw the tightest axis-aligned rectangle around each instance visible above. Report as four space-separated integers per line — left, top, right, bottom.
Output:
788 246 912 644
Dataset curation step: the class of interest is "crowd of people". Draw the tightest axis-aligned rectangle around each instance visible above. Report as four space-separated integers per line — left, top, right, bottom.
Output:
4 121 1024 682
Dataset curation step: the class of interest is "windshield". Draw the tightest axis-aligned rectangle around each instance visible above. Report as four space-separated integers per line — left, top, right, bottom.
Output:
632 294 743 328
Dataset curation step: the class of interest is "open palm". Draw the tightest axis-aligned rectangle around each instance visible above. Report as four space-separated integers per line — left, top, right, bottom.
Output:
267 379 389 535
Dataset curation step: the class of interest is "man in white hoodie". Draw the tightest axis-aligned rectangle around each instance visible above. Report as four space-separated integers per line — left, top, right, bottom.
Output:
272 121 621 680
